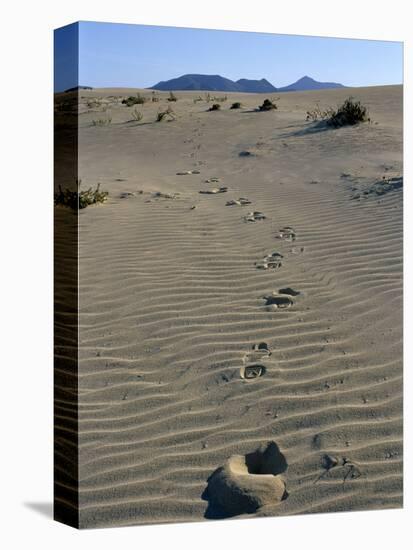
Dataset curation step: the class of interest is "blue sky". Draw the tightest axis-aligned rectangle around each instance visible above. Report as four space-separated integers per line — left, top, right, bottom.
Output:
54 21 403 92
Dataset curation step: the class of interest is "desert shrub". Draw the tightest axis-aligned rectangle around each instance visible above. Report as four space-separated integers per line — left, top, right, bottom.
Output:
328 97 369 127
306 97 369 127
54 181 108 209
131 108 143 122
193 96 203 104
167 91 178 102
205 92 211 103
122 93 146 107
211 95 228 102
258 98 277 111
230 102 242 109
156 105 176 122
306 102 334 122
86 98 102 109
208 103 221 111
151 91 159 102
92 117 112 126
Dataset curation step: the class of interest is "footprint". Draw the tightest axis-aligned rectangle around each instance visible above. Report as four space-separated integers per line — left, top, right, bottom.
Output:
241 342 271 379
252 342 271 356
262 293 294 309
152 191 179 199
240 363 266 380
278 287 300 296
255 252 283 270
244 211 266 222
276 226 296 241
176 170 201 175
202 441 288 518
199 187 228 194
226 198 252 206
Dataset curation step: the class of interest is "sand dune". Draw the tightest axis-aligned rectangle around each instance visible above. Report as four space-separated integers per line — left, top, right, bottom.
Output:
69 85 403 527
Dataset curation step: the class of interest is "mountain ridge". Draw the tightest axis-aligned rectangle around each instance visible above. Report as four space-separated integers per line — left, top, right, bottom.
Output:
149 73 345 93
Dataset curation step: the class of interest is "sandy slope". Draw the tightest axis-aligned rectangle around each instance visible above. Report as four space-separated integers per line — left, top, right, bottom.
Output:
73 85 402 527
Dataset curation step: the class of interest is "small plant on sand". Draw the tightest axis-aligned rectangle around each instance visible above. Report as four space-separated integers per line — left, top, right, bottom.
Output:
151 91 159 102
258 98 277 111
230 101 242 109
86 98 102 109
306 102 334 122
205 92 211 103
208 103 221 111
328 97 369 127
54 180 109 209
135 92 147 105
92 117 112 126
306 97 369 127
131 108 143 122
211 95 228 102
156 105 176 122
167 91 178 102
122 93 146 107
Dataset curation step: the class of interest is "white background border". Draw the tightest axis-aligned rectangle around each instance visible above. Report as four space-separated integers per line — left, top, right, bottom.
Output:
1 1 410 548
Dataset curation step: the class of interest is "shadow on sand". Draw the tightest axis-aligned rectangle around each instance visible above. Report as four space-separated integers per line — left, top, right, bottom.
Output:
279 120 333 138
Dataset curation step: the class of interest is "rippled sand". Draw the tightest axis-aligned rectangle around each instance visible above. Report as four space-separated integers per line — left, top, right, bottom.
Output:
59 85 402 527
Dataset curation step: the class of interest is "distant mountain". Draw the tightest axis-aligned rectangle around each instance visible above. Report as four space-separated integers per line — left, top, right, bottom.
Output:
149 74 345 93
64 85 93 92
236 78 277 93
150 74 276 93
150 74 241 92
278 76 345 92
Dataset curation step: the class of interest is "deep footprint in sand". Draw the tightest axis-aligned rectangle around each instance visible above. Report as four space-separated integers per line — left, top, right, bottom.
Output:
276 226 296 241
203 441 288 518
120 191 138 199
241 343 271 379
262 292 294 309
226 198 252 206
252 342 271 356
176 170 201 175
244 211 266 222
152 191 180 200
278 287 300 296
199 187 228 194
240 363 266 380
255 252 283 270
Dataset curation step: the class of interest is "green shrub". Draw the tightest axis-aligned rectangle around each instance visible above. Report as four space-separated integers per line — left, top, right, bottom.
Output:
122 93 146 107
328 97 369 127
208 103 221 111
306 97 369 127
230 102 242 109
54 181 108 209
258 98 277 111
